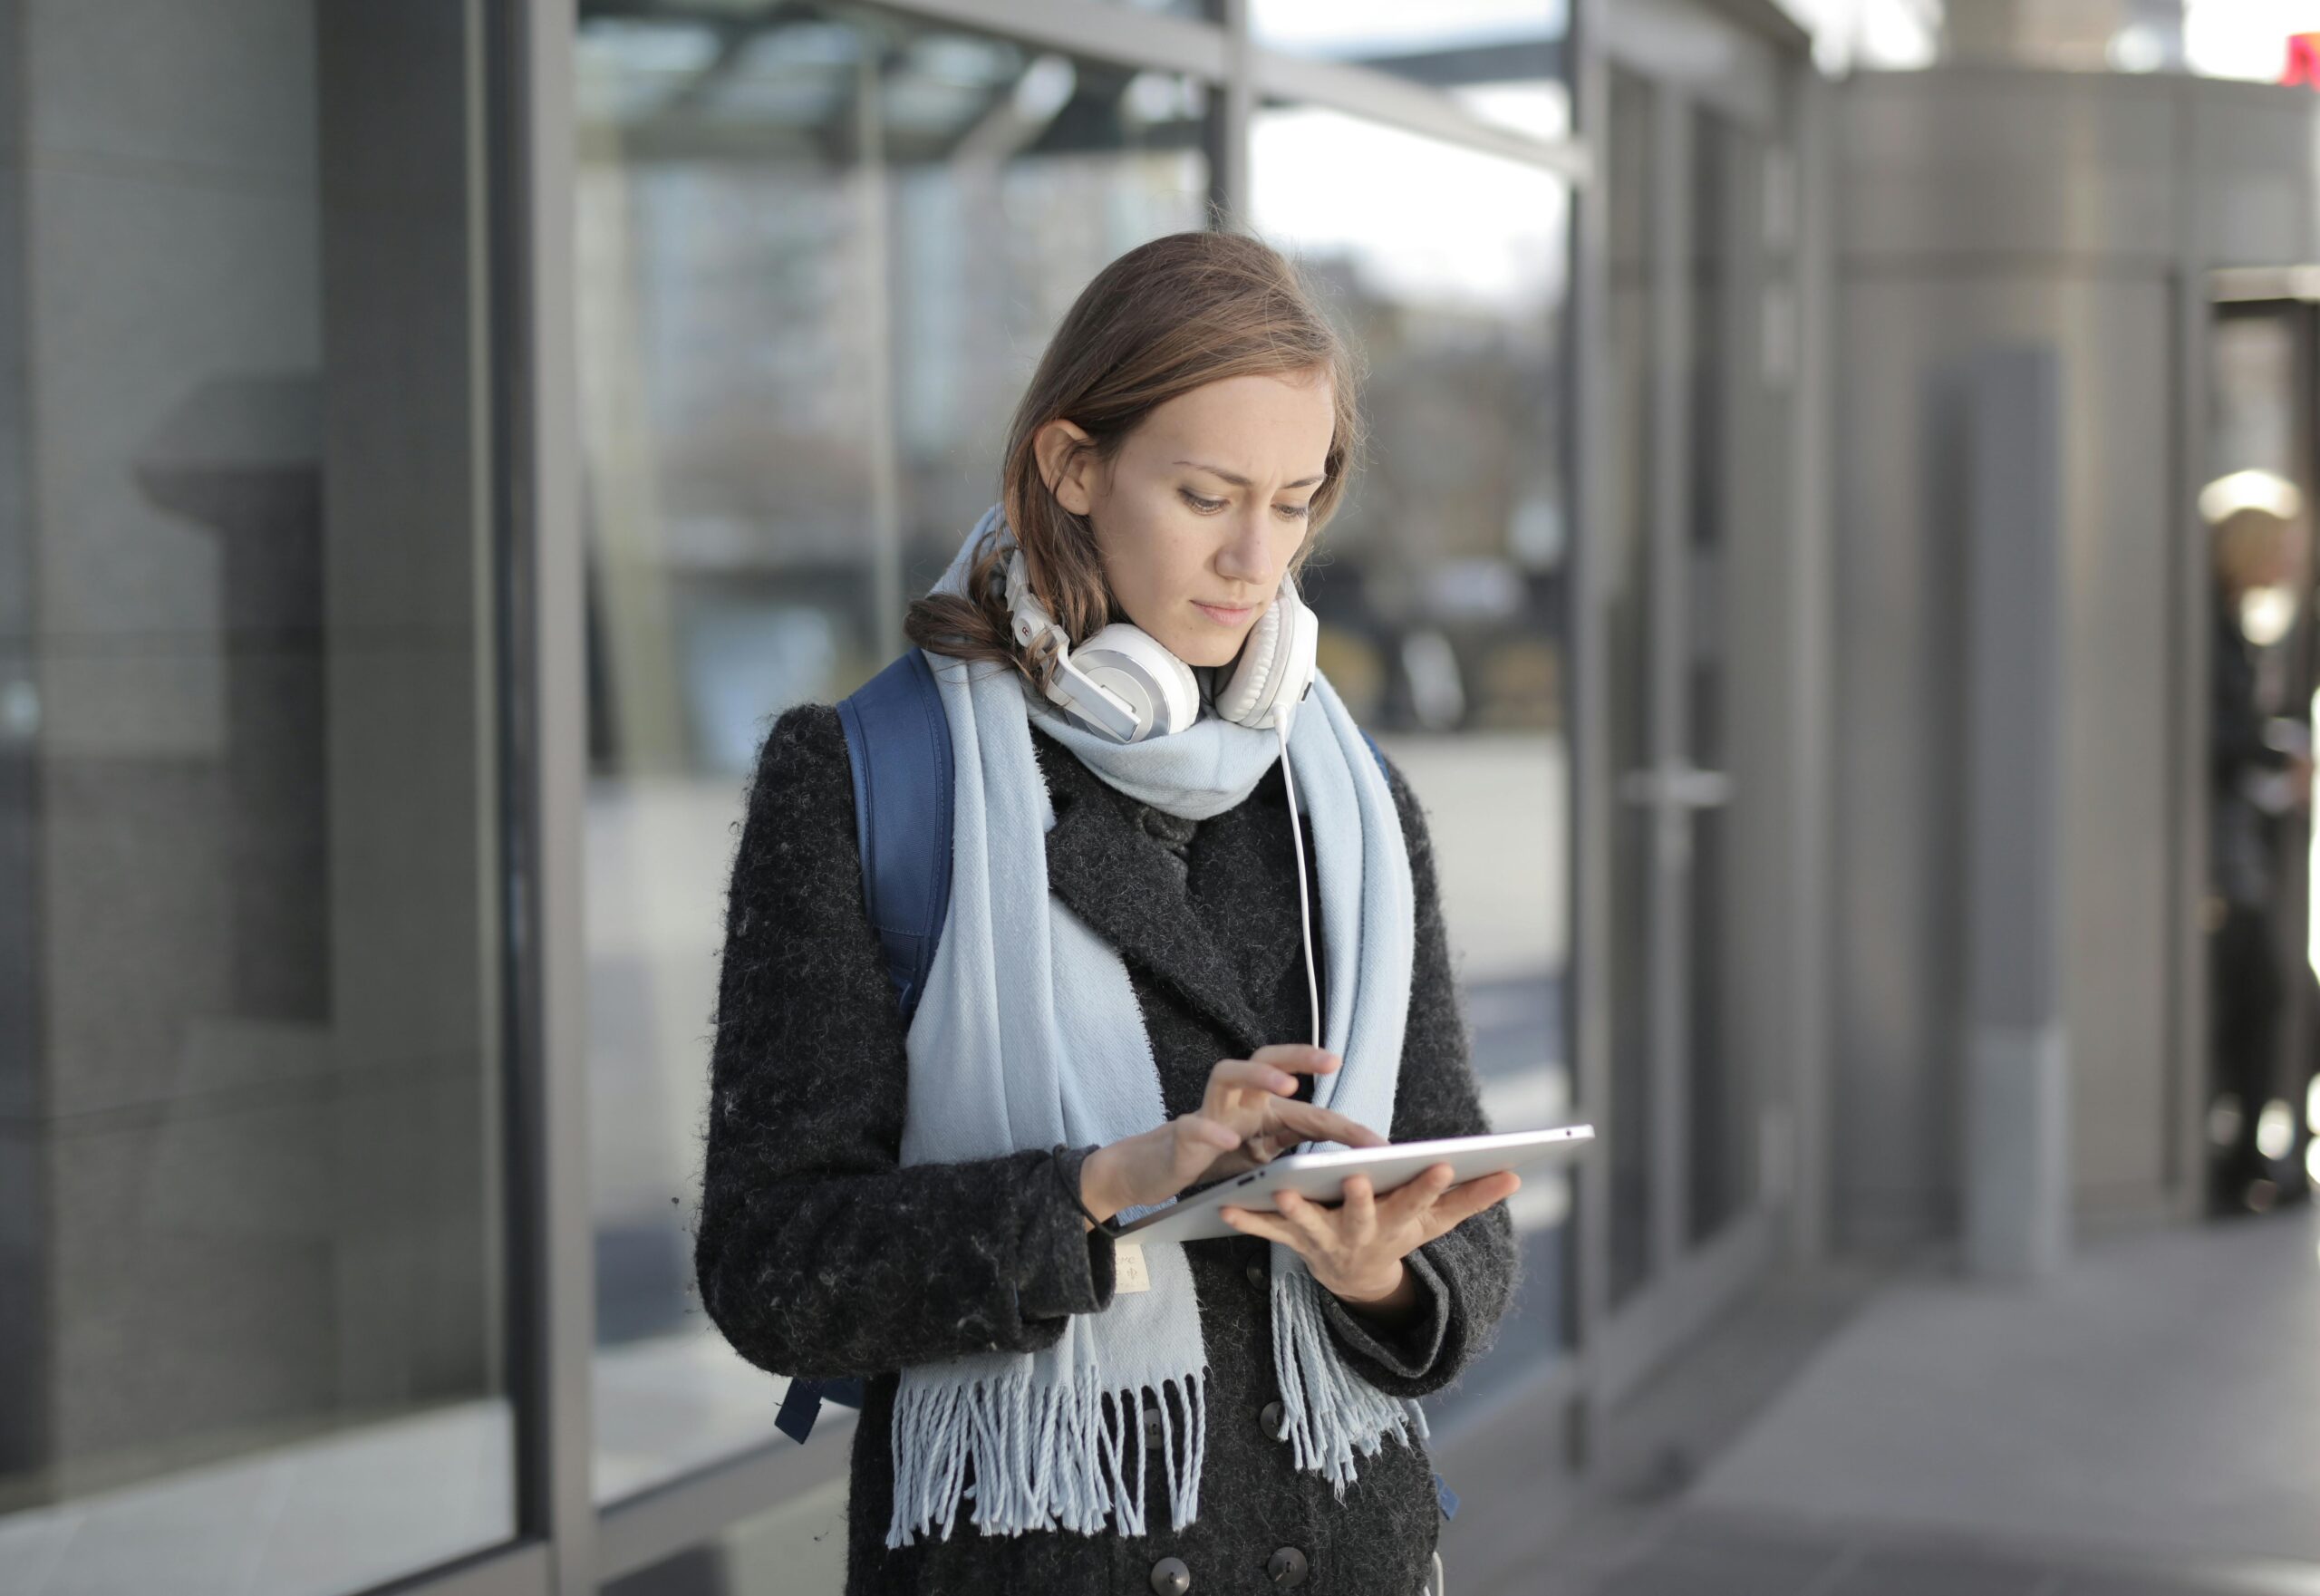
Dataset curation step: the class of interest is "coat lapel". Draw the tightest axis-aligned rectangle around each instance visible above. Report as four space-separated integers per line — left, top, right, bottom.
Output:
1034 733 1274 1057
1185 782 1314 1010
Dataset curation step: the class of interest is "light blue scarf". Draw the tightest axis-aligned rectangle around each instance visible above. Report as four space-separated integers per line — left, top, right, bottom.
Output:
885 503 1426 1548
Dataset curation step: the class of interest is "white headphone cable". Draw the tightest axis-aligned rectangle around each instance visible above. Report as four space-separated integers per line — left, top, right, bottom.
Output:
1276 714 1321 1050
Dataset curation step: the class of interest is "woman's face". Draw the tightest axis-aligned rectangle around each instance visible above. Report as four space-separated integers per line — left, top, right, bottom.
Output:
2215 509 2304 597
1039 370 1335 669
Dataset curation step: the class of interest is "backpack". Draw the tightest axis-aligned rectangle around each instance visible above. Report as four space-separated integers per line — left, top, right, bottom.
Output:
771 651 1392 1446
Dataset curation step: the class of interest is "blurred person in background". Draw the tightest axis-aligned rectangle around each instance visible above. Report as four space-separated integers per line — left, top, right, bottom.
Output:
2205 490 2313 1215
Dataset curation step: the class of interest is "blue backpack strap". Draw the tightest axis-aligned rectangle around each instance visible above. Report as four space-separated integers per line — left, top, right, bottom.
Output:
774 1373 865 1443
836 651 955 1026
786 655 952 1446
1358 727 1387 783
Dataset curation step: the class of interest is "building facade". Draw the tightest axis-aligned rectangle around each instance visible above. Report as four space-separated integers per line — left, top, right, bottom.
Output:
3 1 2315 1592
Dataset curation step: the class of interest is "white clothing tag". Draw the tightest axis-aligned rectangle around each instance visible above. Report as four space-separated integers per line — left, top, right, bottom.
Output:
1113 1241 1151 1294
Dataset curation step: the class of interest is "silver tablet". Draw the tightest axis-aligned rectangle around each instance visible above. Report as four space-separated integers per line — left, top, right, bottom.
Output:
1103 1124 1596 1247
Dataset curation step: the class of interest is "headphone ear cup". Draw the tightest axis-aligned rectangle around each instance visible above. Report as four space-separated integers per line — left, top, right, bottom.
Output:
1216 580 1318 730
1070 624 1200 741
1213 603 1283 726
1007 547 1194 743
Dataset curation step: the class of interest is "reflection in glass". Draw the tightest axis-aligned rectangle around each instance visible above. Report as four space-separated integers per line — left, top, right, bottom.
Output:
1251 0 1571 141
1252 103 1573 1410
575 0 1211 1503
0 5 512 1592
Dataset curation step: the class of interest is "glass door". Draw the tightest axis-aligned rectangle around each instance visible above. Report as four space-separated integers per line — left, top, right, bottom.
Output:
1594 59 1789 1378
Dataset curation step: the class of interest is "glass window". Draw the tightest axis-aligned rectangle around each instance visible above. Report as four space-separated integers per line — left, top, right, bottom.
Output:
1250 102 1573 1413
603 1476 847 1596
0 5 512 1593
575 0 1212 1504
1250 0 1571 142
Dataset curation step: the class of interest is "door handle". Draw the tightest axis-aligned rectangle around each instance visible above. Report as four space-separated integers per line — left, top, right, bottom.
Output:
1618 766 1734 808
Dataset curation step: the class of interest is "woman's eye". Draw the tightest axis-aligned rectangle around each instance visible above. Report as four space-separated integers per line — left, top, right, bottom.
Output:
1179 488 1311 520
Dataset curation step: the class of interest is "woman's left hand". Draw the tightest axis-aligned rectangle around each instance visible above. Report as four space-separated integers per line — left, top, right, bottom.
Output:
1218 1164 1521 1306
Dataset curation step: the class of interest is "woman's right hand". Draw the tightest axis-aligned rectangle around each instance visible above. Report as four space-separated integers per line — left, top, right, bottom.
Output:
1076 1045 1387 1228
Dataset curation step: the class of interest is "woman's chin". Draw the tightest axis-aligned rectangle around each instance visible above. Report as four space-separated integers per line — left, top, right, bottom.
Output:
1169 635 1245 671
1164 613 1257 669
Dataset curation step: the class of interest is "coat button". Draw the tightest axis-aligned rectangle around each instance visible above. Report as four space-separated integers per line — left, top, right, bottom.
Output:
1143 1402 1165 1451
1149 1554 1193 1595
1245 1261 1268 1292
1266 1546 1310 1587
1258 1400 1286 1440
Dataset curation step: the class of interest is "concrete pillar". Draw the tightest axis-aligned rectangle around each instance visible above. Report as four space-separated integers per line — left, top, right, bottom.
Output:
1958 345 2070 1280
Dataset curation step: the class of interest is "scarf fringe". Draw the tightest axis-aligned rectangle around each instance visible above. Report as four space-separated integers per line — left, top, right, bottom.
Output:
885 1366 1209 1548
1270 1257 1431 1499
884 1261 1435 1544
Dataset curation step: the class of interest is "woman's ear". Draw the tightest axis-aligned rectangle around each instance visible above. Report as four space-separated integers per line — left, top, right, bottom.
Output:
1033 418 1100 517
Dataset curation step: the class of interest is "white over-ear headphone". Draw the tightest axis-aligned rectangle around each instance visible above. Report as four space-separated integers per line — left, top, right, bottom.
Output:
1003 547 1320 745
1002 539 1331 1048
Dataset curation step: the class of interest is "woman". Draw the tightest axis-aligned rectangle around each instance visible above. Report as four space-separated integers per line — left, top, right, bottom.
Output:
694 230 1522 1596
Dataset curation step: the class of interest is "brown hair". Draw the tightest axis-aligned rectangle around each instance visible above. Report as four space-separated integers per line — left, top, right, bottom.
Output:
904 228 1366 690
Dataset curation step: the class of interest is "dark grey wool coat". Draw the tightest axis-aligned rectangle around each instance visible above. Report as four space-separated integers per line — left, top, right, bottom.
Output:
693 694 1520 1596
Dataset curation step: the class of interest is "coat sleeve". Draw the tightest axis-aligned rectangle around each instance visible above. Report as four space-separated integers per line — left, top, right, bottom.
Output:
1319 749 1523 1399
691 702 1117 1380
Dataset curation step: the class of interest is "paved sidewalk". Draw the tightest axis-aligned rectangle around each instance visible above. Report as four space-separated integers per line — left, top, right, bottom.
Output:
1552 1504 2320 1596
1443 1208 2320 1596
1687 1208 2320 1574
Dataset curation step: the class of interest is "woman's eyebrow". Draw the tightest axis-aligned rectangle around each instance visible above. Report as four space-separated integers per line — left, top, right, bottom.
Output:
1174 459 1325 490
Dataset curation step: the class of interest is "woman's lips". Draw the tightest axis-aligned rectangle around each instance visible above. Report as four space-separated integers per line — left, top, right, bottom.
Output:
1193 601 1258 625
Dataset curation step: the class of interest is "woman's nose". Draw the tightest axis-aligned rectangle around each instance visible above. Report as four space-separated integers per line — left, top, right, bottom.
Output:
1213 509 1273 588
